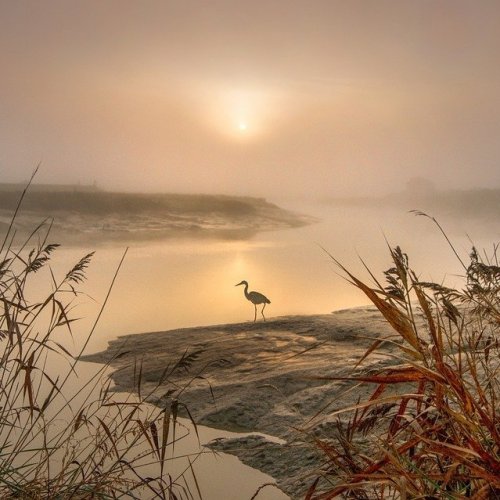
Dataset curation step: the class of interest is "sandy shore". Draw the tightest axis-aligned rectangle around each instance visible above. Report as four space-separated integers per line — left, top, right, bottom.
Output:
83 307 397 498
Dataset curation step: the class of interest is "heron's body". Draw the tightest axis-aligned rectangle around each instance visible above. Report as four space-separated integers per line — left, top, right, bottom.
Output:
235 280 270 321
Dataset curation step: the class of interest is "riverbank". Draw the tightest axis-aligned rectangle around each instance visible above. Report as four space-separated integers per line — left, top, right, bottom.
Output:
83 307 399 498
0 190 315 244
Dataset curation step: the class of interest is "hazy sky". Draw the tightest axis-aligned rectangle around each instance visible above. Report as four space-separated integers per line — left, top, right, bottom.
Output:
1 1 500 198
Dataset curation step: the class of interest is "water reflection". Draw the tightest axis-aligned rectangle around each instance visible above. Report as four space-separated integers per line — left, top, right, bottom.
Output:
51 201 493 356
4 350 288 500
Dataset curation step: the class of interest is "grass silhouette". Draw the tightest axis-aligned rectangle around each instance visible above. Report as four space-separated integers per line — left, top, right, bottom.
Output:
0 173 204 498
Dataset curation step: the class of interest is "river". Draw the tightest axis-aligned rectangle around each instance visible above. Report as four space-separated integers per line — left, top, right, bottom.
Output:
18 198 496 499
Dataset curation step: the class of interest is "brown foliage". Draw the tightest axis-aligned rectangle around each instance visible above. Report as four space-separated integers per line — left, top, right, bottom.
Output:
310 232 500 498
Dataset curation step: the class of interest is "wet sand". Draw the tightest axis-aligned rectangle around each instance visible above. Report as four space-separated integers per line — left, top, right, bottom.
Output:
83 307 397 498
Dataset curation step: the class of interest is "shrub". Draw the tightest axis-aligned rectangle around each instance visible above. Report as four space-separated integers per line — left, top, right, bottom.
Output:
309 218 499 499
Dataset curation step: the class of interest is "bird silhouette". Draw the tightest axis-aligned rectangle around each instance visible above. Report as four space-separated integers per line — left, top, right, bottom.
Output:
235 280 271 322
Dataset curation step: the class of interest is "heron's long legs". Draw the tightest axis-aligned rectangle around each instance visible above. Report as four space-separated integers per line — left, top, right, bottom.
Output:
253 304 257 322
261 303 266 321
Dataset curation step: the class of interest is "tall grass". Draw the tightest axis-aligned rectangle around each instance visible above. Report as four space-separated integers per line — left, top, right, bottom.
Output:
309 217 499 499
0 176 203 498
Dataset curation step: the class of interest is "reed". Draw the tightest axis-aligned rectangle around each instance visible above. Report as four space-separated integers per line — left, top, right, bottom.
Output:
309 216 499 499
0 175 202 499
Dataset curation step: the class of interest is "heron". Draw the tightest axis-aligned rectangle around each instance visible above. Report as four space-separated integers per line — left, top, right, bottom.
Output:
235 280 271 322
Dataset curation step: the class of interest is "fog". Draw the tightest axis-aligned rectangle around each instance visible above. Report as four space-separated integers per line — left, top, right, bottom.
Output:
1 1 500 199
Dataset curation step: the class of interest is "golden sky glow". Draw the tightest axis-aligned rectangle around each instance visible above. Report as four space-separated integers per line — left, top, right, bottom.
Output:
201 86 283 141
1 1 500 197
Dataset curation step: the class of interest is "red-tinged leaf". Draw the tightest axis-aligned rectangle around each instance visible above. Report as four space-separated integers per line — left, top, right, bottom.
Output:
355 383 387 429
314 366 446 385
439 362 496 434
472 484 499 499
349 275 421 352
389 397 411 437
321 436 424 497
422 438 500 481
322 251 422 352
305 477 320 500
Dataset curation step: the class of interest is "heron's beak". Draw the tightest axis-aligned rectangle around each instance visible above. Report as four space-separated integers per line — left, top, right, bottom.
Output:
235 282 243 286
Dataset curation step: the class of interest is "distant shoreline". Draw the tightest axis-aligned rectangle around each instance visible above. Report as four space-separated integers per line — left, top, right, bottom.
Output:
0 191 317 245
321 186 500 223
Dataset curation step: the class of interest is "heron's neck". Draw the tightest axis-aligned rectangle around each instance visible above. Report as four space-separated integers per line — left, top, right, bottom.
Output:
243 283 250 298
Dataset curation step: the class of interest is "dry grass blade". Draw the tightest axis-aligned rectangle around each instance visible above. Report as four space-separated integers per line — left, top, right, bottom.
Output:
160 405 171 475
135 419 157 456
413 283 443 356
97 417 120 460
176 401 199 444
354 338 384 368
351 275 421 352
150 421 160 460
187 457 202 500
410 210 467 270
305 477 320 500
312 365 447 384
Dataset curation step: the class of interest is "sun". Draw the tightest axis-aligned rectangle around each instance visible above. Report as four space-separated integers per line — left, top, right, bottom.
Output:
200 84 279 140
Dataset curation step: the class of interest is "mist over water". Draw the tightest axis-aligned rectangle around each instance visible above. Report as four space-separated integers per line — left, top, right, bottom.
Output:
38 197 491 355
